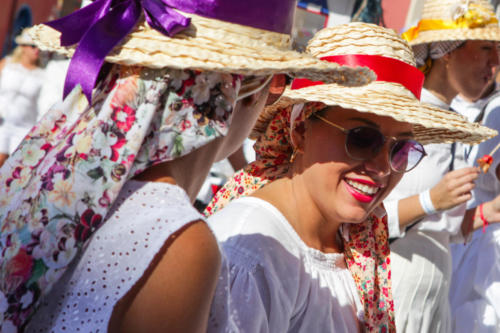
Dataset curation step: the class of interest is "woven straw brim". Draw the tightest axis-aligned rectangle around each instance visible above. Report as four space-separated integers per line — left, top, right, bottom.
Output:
254 81 497 145
28 12 374 86
408 25 500 46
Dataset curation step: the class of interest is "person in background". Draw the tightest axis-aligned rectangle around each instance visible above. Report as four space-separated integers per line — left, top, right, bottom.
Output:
36 54 70 118
205 23 494 332
0 28 44 168
450 67 500 331
0 1 367 332
384 0 500 331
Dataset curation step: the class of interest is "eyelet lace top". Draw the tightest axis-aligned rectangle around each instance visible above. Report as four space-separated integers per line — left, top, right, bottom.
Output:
27 180 203 333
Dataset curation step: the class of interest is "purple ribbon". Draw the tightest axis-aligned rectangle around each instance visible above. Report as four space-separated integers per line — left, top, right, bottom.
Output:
47 0 191 102
47 0 296 103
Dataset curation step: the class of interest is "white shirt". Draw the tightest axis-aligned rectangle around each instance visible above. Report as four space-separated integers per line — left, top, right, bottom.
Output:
37 58 70 118
450 90 500 332
384 88 468 241
0 59 44 128
383 88 468 333
207 197 364 333
27 180 204 332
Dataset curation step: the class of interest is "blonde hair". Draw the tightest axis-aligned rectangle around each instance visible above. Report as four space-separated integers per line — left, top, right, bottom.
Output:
10 46 24 63
9 45 41 67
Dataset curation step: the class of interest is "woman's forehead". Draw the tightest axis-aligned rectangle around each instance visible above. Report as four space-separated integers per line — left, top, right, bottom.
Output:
317 106 414 135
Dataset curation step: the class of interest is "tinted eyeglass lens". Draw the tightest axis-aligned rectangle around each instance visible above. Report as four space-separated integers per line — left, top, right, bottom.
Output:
390 140 425 172
345 127 385 160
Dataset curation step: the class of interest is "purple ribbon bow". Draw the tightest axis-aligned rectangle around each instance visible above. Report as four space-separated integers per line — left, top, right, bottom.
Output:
47 0 191 103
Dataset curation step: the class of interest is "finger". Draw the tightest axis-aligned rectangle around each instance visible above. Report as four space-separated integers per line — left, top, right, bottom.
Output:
449 182 475 198
448 172 479 188
454 192 473 205
447 167 480 178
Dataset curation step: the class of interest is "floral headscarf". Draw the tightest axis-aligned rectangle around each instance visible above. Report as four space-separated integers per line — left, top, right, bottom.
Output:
0 64 242 331
205 103 396 333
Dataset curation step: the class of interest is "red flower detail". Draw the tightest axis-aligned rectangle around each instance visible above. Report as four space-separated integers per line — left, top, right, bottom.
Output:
178 77 195 95
110 136 127 162
112 105 136 132
5 248 33 289
75 209 103 242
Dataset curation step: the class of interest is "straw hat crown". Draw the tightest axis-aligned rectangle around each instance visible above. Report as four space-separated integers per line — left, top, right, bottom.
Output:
421 0 495 22
254 22 497 145
306 22 416 67
403 0 500 45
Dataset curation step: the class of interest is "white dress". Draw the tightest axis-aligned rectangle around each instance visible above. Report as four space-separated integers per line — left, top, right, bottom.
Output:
0 59 44 154
207 197 364 333
450 91 500 332
382 89 468 333
27 180 204 332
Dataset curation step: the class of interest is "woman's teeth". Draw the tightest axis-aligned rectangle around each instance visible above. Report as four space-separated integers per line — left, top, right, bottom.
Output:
346 179 378 195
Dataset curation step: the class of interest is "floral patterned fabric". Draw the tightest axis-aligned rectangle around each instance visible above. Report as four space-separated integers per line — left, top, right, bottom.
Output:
205 103 396 332
0 64 242 332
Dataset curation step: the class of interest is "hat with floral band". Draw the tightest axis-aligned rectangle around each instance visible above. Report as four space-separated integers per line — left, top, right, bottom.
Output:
28 0 374 103
401 0 500 67
256 22 497 145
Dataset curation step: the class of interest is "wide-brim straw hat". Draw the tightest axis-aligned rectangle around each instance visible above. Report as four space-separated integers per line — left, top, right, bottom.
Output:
402 0 500 46
14 28 36 46
27 1 374 86
253 22 497 145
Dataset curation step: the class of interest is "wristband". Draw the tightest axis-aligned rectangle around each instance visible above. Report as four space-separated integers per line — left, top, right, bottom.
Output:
419 189 437 215
479 203 489 233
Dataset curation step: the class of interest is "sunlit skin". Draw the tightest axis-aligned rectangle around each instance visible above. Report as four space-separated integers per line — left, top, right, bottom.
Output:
427 40 499 103
254 106 414 253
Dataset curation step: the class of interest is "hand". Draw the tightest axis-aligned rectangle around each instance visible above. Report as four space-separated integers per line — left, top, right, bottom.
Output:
429 167 479 211
482 194 500 223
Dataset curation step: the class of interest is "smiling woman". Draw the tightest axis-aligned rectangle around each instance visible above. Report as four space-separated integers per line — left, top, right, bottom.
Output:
204 22 494 333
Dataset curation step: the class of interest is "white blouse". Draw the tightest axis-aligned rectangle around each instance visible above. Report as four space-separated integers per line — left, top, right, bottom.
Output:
207 197 364 333
382 89 469 332
383 88 468 241
450 90 500 332
0 59 44 128
27 180 204 332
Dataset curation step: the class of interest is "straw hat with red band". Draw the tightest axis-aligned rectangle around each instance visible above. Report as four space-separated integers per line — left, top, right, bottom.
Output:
256 22 496 145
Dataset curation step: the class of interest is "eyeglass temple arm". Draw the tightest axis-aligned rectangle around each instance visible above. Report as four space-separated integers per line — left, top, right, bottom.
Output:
313 114 349 134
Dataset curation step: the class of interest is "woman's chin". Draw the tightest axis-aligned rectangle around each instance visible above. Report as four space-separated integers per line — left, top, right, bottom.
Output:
339 206 372 224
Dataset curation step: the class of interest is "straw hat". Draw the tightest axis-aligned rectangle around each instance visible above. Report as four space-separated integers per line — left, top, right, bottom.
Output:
252 22 497 145
14 28 36 46
402 0 500 46
27 1 374 86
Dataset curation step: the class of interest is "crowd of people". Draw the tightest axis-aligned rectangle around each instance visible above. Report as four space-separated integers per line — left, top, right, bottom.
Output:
1 0 500 332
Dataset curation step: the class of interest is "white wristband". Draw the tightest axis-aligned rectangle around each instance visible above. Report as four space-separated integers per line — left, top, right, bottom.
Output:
419 189 437 215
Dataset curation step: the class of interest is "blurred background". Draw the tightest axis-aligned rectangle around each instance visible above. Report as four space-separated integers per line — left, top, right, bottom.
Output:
5 0 500 57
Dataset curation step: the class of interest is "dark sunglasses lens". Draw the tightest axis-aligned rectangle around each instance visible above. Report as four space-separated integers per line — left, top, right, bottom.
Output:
345 127 385 160
390 140 425 172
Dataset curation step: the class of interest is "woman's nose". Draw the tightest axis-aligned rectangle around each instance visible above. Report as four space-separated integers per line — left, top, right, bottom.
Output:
363 144 392 178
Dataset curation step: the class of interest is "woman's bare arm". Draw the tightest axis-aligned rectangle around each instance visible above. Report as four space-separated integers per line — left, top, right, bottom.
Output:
109 220 221 333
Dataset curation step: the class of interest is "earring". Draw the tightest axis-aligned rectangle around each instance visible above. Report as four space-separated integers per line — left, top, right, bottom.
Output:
290 148 298 163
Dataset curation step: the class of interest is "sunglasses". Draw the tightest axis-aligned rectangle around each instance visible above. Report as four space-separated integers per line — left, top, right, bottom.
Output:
237 74 289 106
313 114 426 173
